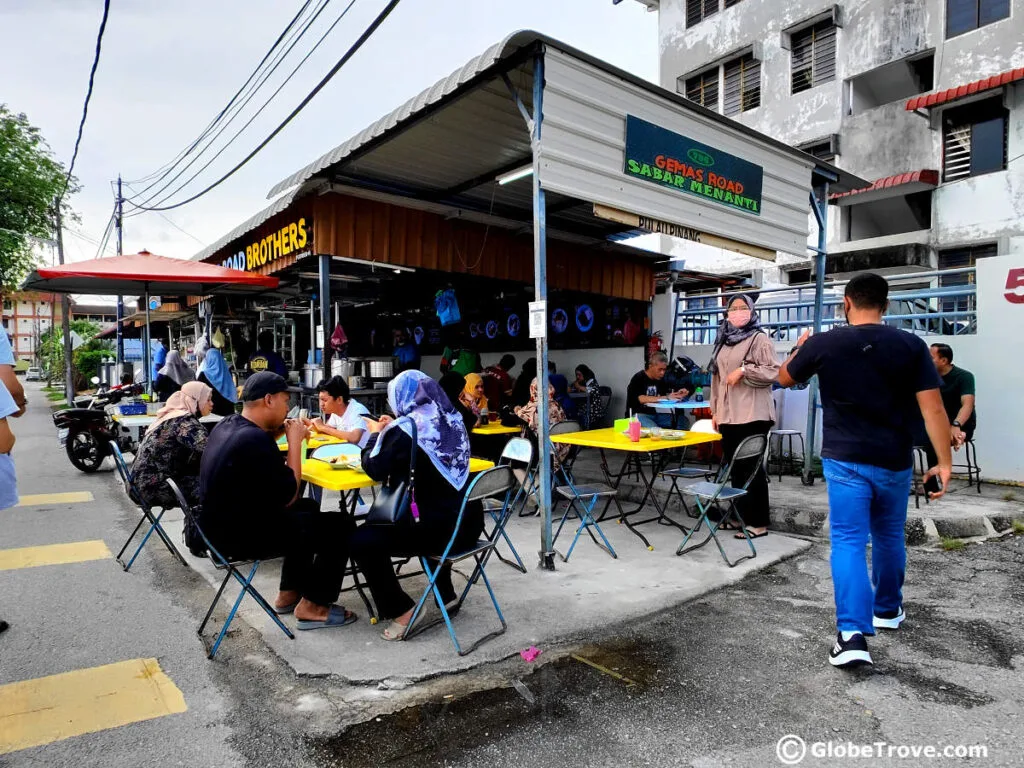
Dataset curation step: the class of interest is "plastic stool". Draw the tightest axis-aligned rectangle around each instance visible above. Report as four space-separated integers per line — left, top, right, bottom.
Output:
768 430 805 481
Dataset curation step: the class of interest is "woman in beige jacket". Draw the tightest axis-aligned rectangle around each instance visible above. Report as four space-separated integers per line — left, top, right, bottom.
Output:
709 294 780 538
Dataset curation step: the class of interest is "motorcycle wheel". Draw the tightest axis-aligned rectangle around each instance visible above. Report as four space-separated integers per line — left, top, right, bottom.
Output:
66 430 106 473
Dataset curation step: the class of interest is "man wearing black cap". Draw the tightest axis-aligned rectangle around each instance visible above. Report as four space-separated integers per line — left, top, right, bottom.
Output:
200 372 357 630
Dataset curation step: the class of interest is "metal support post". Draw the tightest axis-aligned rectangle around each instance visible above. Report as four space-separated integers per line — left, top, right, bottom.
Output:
143 289 152 397
319 254 332 382
531 51 555 571
53 206 75 400
803 183 829 485
116 175 125 375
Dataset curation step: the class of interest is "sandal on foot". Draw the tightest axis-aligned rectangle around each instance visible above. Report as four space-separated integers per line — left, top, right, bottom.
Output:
716 521 741 531
381 620 410 641
296 605 357 630
734 528 768 539
274 599 300 615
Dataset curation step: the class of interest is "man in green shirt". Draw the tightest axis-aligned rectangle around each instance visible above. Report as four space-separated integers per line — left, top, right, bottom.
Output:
924 343 976 493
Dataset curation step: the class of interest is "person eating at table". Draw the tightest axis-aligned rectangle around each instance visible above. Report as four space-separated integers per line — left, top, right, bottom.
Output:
305 376 371 448
460 372 488 423
199 372 357 630
353 370 480 641
439 371 478 435
516 378 570 470
625 351 689 429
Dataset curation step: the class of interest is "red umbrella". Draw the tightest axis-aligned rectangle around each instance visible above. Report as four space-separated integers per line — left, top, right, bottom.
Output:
22 250 279 391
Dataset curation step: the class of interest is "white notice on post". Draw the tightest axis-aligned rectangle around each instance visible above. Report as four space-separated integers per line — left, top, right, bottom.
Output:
528 301 547 339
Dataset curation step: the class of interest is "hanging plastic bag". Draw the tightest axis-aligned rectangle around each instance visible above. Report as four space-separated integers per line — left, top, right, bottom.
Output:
434 288 461 327
329 323 348 353
212 326 226 349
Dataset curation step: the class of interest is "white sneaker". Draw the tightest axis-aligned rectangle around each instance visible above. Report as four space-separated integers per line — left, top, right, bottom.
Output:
873 608 906 630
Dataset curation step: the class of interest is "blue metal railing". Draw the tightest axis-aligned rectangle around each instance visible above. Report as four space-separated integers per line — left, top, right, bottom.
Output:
672 268 977 347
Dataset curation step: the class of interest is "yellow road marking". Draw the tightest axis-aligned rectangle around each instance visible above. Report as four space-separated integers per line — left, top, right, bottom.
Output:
0 658 187 755
571 654 638 687
0 540 111 571
17 492 94 506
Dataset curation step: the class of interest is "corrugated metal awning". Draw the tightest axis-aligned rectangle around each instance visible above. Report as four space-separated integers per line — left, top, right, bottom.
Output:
905 67 1024 111
829 170 939 206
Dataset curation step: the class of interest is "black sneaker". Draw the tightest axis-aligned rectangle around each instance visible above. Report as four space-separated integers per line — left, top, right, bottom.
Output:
829 632 872 668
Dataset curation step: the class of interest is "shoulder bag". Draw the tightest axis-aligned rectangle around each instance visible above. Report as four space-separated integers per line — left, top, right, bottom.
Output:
366 419 418 526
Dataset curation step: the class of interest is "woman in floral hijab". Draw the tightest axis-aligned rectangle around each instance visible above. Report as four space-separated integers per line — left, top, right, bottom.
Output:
515 378 570 468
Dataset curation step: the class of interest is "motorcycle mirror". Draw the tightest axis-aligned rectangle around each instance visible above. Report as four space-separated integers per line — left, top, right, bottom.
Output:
91 376 100 385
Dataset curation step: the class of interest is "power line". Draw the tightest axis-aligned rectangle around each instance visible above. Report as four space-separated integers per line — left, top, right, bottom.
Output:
122 0 315 192
123 184 205 244
126 0 338 211
128 0 357 213
126 0 402 214
62 0 111 200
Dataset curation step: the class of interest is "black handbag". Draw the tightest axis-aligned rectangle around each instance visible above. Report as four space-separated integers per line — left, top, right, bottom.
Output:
366 419 418 526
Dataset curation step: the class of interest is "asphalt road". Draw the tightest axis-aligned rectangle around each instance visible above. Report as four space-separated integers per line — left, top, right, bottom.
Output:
3 381 1022 767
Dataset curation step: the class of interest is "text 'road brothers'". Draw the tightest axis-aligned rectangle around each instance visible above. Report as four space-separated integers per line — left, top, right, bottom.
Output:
220 218 309 271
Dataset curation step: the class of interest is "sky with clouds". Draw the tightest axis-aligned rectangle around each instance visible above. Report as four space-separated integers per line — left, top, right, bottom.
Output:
1 0 659 283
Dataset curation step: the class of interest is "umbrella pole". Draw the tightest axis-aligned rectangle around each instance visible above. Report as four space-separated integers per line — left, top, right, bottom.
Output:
144 290 152 398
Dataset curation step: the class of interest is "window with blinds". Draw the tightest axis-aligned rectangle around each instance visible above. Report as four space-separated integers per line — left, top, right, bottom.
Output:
946 0 1010 38
938 244 995 313
723 54 761 115
724 0 744 6
790 21 837 94
942 98 1008 182
685 69 719 110
686 0 719 27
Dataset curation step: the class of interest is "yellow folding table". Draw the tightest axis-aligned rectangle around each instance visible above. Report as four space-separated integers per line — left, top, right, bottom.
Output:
302 456 496 493
550 427 721 550
471 423 521 437
277 433 346 453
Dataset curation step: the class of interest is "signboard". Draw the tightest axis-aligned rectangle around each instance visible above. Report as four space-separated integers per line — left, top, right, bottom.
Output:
148 296 162 311
219 216 311 272
528 301 547 339
593 204 776 262
624 115 764 216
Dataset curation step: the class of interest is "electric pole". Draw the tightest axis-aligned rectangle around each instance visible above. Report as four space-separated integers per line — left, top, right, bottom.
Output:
54 206 74 400
115 175 125 377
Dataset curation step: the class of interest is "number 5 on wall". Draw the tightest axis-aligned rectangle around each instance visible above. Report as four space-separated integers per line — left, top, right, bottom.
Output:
1006 269 1024 304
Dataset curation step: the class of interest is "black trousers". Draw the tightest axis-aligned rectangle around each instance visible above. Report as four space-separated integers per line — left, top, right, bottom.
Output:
921 427 973 494
351 509 484 620
247 499 355 608
717 421 773 529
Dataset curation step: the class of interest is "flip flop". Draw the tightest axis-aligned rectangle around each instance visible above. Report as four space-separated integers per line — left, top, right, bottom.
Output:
734 529 768 539
274 599 300 615
717 521 742 531
296 605 357 631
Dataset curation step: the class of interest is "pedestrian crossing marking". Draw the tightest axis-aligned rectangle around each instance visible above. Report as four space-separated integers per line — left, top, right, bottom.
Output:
17 492 94 506
0 540 111 571
0 658 187 755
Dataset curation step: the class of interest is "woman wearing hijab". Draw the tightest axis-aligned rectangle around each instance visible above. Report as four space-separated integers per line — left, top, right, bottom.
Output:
709 294 780 539
459 372 488 420
154 350 195 402
516 379 570 469
131 381 214 510
572 364 603 428
354 370 479 641
509 358 537 409
439 371 477 435
197 348 238 416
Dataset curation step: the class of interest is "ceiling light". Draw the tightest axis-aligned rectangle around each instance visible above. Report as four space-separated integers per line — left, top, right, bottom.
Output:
496 165 533 186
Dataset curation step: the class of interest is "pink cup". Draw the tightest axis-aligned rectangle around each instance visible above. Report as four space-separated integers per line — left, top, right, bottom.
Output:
628 420 641 442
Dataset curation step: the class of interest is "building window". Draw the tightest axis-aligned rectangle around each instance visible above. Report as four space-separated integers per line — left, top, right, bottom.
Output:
938 244 995 314
685 69 719 110
686 0 719 27
2 299 10 311
797 135 840 161
723 54 761 115
946 0 1010 38
791 20 837 94
942 97 1008 182
724 0 744 6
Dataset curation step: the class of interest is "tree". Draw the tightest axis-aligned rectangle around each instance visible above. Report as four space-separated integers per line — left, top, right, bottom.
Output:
40 320 110 390
0 105 77 289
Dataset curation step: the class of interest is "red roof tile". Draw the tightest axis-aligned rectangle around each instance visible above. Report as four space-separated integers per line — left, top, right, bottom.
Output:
906 67 1024 111
829 170 939 201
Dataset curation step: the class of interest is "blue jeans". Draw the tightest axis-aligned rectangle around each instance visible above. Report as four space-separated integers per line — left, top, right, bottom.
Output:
822 459 913 635
637 413 673 429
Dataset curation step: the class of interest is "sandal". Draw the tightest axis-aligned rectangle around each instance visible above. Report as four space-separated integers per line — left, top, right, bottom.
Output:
296 605 358 631
381 619 410 641
716 521 742 531
734 528 769 539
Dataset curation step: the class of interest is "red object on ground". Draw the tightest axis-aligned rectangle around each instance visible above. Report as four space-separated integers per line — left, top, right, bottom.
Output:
520 646 542 662
905 67 1024 111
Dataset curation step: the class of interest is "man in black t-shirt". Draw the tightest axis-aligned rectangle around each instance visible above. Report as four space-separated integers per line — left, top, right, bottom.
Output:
921 343 977 494
625 351 689 428
779 273 952 670
200 372 357 630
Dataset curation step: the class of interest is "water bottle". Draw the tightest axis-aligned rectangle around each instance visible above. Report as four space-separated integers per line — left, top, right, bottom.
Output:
695 386 704 403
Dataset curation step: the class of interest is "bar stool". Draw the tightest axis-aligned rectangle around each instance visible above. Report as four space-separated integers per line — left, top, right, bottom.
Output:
768 430 805 482
955 439 982 493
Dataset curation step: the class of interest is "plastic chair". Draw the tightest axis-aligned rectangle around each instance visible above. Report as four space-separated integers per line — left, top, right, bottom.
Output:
675 434 770 568
165 478 295 659
481 437 532 573
549 421 618 561
402 466 515 655
110 442 188 571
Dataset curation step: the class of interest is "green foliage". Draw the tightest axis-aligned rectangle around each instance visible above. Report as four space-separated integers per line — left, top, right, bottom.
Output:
1013 520 1024 535
0 105 78 289
940 537 966 552
39 320 110 391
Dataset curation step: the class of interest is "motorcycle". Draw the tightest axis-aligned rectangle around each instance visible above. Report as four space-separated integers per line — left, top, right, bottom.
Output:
54 379 143 473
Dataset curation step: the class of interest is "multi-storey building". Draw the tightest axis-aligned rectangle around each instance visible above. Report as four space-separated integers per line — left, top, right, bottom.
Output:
1 290 62 363
630 0 1023 284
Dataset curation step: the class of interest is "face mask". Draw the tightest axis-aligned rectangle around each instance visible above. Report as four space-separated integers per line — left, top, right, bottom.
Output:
729 309 751 327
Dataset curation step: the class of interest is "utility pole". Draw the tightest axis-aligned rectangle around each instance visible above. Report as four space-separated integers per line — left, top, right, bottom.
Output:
54 206 75 400
115 175 125 377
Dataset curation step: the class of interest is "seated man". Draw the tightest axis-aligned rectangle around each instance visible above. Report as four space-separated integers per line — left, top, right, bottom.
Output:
625 351 689 429
199 372 357 630
923 343 977 494
307 375 371 448
482 354 516 408
247 331 289 377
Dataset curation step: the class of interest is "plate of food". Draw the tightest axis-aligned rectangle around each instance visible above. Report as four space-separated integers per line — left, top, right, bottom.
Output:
324 456 363 471
660 430 686 441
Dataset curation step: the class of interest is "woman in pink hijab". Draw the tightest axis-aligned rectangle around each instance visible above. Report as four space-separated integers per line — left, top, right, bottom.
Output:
131 381 214 510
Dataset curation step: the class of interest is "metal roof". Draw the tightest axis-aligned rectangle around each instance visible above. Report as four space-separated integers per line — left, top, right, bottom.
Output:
906 66 1024 111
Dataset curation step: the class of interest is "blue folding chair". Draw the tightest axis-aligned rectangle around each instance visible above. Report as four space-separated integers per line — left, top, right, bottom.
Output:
549 421 618 562
110 442 188 571
675 434 769 568
165 479 295 659
481 437 532 573
403 466 515 655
